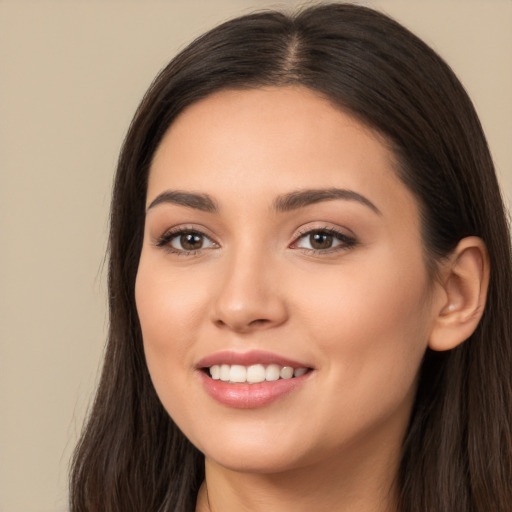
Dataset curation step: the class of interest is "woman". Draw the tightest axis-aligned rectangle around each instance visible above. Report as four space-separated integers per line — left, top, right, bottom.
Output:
70 3 512 511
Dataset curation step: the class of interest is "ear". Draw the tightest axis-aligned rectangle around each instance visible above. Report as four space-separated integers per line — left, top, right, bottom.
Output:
428 236 490 352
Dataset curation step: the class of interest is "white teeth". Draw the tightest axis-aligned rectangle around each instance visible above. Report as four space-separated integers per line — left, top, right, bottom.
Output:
294 367 307 378
208 364 309 383
210 365 220 380
229 364 247 383
247 364 266 384
266 364 281 381
280 366 294 379
220 364 230 382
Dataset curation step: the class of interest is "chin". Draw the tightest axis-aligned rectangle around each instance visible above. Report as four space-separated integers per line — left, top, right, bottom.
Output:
189 422 315 474
204 446 308 475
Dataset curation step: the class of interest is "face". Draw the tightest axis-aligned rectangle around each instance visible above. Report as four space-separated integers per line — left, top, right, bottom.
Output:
135 86 438 474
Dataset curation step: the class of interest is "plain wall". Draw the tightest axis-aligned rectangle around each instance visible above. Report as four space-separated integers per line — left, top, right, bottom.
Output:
0 1 510 511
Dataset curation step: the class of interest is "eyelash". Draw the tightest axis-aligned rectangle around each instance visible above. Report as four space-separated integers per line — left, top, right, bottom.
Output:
155 227 216 256
155 226 357 256
291 227 358 254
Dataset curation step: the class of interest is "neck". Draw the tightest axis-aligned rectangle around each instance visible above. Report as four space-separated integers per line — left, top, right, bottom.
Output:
196 438 400 512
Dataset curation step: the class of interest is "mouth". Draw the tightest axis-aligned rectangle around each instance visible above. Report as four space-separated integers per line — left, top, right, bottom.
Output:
196 350 314 408
203 364 310 384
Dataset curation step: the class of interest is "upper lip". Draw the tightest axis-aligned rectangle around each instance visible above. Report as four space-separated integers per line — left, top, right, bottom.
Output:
196 350 312 369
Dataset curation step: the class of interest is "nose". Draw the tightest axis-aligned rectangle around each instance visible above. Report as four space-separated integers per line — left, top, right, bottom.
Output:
210 249 288 333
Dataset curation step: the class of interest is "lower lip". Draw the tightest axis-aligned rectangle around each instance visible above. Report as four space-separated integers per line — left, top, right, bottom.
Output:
198 371 312 409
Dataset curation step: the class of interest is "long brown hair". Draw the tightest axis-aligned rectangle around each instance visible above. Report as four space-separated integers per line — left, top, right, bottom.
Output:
70 4 512 511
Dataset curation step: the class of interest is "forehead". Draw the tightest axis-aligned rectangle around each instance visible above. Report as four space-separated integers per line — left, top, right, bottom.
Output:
148 86 416 219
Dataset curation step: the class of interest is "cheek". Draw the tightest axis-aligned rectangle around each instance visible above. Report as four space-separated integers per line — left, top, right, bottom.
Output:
292 251 432 414
134 256 209 406
136 254 208 343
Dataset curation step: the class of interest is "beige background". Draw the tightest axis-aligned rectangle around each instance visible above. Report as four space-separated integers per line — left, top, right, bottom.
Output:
0 1 510 511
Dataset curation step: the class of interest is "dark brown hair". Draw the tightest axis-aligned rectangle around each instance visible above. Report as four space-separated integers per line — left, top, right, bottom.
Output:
70 4 512 511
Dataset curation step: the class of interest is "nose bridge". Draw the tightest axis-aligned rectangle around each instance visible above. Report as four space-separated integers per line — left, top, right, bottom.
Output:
211 239 287 332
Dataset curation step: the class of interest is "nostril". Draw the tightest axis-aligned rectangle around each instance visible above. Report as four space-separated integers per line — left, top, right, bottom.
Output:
248 319 269 327
213 317 271 331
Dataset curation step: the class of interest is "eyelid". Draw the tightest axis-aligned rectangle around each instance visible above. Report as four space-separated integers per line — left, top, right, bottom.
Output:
154 225 219 254
152 223 357 255
290 225 358 253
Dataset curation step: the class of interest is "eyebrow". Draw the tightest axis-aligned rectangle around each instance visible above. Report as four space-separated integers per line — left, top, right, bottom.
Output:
146 187 380 215
273 188 381 215
147 190 218 213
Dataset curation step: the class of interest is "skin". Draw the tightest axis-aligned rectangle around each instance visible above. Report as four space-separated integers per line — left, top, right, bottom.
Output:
135 86 486 512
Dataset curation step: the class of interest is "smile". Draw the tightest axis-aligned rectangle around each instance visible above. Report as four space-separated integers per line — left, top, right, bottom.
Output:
197 350 314 408
208 364 309 384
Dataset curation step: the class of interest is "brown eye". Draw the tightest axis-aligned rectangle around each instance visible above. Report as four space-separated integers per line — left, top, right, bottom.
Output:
162 230 217 253
293 228 357 253
178 233 204 251
309 232 333 250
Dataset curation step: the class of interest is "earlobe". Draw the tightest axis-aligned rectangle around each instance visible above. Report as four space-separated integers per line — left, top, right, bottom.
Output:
428 237 490 352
